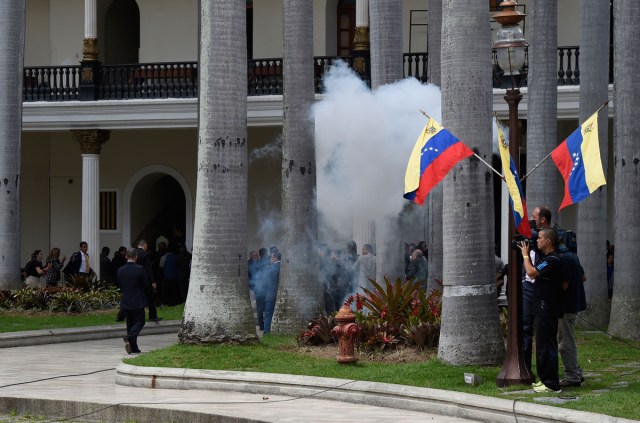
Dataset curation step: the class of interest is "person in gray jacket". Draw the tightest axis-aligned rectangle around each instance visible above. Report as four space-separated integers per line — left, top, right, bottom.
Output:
352 244 376 292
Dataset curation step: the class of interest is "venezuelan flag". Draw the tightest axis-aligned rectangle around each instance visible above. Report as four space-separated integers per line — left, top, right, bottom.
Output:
404 118 473 205
497 123 532 238
551 111 607 210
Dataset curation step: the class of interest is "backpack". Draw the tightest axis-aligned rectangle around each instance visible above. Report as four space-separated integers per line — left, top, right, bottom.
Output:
554 224 577 253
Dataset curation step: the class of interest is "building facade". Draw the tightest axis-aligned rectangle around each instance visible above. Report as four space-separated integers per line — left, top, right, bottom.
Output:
18 0 611 272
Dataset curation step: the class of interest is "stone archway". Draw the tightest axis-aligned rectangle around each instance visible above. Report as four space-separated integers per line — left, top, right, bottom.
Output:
122 165 193 251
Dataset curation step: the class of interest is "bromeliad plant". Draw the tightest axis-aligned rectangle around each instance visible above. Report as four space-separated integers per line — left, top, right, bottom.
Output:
297 277 442 351
296 314 337 346
347 277 442 350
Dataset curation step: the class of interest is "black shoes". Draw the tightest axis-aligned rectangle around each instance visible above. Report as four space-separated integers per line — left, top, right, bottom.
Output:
123 337 131 354
559 379 582 387
148 317 163 322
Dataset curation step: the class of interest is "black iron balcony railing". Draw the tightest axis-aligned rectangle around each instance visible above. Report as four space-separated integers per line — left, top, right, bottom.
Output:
22 47 593 102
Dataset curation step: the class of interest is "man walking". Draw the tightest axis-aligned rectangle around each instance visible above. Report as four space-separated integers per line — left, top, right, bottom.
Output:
118 248 149 354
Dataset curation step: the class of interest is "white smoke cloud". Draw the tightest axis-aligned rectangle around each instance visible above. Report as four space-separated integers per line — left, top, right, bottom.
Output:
249 135 283 164
313 61 442 243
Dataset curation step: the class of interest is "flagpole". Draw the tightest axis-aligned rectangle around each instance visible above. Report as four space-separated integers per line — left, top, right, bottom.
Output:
419 110 505 181
519 100 609 182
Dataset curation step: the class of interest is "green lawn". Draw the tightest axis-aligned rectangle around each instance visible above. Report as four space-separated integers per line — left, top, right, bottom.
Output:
2 309 638 420
0 304 184 332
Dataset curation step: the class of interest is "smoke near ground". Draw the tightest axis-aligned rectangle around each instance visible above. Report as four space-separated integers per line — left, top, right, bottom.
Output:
313 61 442 247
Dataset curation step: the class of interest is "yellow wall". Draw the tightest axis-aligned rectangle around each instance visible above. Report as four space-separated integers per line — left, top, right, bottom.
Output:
24 0 51 66
20 126 287 263
49 0 83 65
137 0 198 62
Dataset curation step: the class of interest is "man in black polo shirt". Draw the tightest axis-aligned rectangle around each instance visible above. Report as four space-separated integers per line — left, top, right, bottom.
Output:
519 228 564 393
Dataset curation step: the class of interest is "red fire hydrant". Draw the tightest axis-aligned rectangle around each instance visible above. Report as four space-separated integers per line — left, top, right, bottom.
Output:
331 304 360 363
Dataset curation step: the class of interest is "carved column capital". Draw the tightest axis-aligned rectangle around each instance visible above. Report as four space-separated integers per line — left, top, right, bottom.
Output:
82 38 99 61
353 26 370 52
72 130 110 154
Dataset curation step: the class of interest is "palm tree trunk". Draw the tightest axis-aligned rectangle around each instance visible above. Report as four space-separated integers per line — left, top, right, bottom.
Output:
609 0 640 341
576 0 610 329
370 0 405 282
0 0 25 290
270 0 324 333
179 0 257 344
427 0 442 87
427 0 443 291
525 0 558 211
438 0 505 365
369 0 403 90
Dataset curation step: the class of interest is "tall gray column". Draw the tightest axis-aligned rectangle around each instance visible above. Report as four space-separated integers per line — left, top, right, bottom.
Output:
73 130 109 273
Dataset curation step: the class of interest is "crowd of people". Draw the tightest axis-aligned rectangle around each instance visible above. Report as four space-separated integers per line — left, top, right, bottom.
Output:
22 239 192 306
244 239 431 332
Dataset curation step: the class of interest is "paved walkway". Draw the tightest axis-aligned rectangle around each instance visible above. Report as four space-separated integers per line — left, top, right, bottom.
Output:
0 333 475 423
1 327 634 423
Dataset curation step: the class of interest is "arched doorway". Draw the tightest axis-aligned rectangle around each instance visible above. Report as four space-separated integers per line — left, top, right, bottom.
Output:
337 0 356 56
123 165 193 252
105 0 140 64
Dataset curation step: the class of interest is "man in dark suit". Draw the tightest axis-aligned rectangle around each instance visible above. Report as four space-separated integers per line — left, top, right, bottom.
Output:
136 240 162 322
63 241 93 277
118 248 149 354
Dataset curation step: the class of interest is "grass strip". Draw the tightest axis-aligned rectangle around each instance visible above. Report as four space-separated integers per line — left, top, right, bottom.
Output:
0 304 184 332
126 331 640 420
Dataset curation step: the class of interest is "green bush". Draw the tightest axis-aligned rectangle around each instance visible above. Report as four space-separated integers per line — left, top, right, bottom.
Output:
0 278 120 313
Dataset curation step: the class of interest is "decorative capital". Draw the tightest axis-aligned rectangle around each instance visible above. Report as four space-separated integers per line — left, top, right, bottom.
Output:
72 130 110 154
82 38 99 61
353 26 370 52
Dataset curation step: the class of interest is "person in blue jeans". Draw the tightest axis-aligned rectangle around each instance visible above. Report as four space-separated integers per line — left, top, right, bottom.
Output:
262 251 281 334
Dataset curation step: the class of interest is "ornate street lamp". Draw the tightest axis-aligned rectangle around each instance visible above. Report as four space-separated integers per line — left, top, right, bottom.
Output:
494 0 534 388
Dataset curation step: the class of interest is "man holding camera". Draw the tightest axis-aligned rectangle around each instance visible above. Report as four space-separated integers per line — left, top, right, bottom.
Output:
519 228 564 393
521 206 552 373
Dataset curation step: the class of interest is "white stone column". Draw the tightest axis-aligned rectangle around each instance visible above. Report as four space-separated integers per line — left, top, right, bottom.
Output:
82 154 100 272
73 130 110 274
356 0 369 27
85 0 97 38
82 0 98 60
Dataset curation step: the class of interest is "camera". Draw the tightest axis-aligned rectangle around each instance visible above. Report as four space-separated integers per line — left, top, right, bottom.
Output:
510 220 539 251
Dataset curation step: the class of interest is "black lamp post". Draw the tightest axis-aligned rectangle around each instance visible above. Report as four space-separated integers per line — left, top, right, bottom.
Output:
494 0 534 387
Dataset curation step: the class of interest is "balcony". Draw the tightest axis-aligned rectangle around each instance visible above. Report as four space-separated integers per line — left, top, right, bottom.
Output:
22 47 593 103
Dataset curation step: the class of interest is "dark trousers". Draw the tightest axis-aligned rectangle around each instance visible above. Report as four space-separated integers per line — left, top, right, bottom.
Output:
144 285 158 320
255 294 265 330
535 314 560 390
125 308 146 350
264 295 276 333
522 281 535 373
